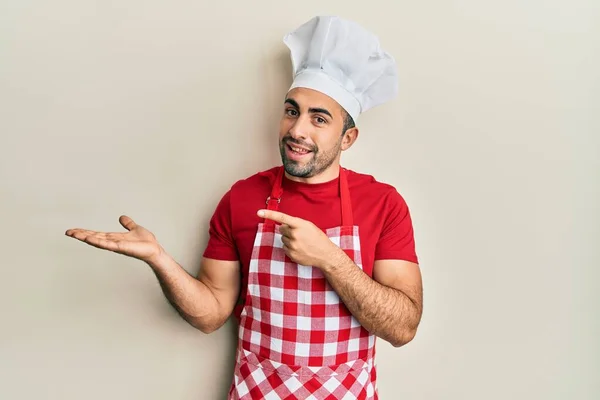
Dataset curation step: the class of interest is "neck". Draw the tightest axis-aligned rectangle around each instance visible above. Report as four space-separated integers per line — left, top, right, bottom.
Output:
285 163 341 184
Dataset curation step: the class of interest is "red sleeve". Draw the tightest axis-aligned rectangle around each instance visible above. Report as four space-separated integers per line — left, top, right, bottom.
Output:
202 190 239 261
374 189 419 264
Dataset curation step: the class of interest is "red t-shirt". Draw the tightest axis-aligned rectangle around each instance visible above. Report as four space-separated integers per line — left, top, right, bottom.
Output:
203 166 418 318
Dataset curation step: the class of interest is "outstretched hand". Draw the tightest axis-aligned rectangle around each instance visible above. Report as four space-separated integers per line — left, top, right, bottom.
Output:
257 209 343 269
65 215 163 264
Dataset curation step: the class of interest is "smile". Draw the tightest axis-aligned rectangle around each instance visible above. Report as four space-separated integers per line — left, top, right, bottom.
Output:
288 144 311 154
285 143 314 161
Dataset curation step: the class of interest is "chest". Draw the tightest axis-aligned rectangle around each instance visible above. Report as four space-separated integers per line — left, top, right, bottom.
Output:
230 189 384 278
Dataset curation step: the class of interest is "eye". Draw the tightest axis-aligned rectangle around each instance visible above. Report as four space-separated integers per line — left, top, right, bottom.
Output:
315 116 327 124
286 108 298 117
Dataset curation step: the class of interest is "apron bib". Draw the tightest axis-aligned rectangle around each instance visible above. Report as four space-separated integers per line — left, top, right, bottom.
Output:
229 166 378 399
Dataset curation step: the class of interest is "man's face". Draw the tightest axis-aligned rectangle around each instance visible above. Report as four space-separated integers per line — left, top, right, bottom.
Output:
279 88 348 179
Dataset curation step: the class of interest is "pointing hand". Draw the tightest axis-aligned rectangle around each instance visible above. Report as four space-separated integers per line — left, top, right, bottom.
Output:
257 209 342 269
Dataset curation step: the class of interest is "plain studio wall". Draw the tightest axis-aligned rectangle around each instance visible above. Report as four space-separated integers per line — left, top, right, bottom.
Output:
1 1 598 399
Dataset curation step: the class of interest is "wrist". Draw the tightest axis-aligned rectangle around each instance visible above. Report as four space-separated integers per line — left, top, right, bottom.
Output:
319 247 349 273
145 245 168 270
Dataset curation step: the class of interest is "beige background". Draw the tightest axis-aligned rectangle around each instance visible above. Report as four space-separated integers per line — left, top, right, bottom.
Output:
1 1 598 399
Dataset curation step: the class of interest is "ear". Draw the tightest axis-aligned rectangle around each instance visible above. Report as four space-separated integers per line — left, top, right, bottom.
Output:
341 127 359 151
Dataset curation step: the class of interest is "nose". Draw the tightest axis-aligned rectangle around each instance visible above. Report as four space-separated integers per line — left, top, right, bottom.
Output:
288 115 310 141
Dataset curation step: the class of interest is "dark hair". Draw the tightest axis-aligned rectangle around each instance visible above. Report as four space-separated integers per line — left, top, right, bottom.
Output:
342 109 356 135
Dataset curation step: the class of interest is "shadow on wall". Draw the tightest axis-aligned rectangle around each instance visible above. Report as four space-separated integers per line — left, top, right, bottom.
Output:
258 47 294 150
203 47 294 398
221 318 241 397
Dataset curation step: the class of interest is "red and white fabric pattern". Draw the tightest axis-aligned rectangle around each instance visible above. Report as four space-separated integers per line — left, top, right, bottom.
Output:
229 166 378 399
231 348 374 399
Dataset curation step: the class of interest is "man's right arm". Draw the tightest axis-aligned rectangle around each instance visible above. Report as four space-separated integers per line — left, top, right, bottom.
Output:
148 187 242 333
147 252 240 333
65 188 241 333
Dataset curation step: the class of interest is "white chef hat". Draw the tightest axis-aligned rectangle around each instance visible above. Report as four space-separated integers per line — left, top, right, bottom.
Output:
283 15 398 122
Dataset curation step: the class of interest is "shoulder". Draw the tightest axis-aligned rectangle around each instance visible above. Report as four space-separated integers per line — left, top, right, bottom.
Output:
213 166 279 210
219 167 280 230
225 166 280 211
345 168 408 207
229 166 279 192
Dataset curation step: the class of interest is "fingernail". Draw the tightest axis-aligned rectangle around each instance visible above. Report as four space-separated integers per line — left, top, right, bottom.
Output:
257 210 264 217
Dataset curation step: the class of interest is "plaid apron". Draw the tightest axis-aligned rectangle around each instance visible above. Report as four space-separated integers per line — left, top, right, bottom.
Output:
229 166 378 399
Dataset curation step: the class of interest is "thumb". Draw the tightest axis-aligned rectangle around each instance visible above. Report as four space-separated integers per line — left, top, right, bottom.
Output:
119 215 138 231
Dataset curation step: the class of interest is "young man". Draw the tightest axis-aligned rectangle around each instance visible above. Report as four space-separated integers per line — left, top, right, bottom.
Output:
66 16 423 399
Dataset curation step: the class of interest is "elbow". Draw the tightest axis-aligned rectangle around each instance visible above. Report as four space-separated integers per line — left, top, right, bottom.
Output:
197 325 218 334
193 319 213 333
186 315 225 334
390 328 418 348
193 318 225 334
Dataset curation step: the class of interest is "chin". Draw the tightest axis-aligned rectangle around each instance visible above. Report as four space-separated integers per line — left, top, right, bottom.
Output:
282 161 313 178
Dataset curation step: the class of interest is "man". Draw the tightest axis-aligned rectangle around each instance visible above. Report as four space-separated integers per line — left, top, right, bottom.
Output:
66 16 423 399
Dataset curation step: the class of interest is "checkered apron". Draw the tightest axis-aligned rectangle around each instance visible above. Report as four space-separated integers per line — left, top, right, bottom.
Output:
228 166 378 399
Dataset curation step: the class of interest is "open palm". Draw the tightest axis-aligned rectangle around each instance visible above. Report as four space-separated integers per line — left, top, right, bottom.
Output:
65 215 162 263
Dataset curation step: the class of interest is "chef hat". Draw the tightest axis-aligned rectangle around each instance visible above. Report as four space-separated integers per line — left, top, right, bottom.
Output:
283 16 398 121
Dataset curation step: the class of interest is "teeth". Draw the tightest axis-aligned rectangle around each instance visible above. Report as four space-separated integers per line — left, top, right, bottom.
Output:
291 146 308 153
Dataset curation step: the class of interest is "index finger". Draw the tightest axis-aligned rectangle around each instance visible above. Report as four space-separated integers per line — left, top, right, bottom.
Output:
257 209 299 227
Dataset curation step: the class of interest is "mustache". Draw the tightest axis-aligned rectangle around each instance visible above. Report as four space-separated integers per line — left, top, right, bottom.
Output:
282 136 315 151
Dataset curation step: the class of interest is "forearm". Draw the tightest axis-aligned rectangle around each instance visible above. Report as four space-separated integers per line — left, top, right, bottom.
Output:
321 252 422 347
146 250 223 333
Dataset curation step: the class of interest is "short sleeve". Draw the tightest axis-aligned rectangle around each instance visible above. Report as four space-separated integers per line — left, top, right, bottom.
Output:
374 189 419 263
202 190 239 261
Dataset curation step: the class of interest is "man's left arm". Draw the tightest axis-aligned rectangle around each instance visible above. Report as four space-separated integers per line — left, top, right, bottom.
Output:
319 253 422 347
258 208 423 347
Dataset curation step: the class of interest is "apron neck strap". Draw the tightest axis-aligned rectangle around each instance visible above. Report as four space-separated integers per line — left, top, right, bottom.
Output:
264 166 353 227
263 167 285 228
339 167 353 227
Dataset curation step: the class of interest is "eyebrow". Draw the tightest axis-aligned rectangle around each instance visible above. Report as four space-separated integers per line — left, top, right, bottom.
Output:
285 98 333 119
